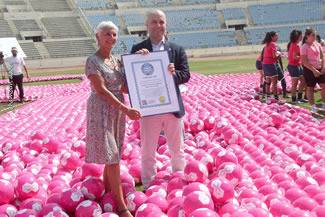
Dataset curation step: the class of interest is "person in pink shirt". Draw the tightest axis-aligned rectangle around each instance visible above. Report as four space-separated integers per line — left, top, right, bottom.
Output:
301 27 325 113
287 29 307 104
262 31 281 100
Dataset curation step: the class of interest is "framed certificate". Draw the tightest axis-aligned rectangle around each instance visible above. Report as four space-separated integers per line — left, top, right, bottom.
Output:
122 51 180 117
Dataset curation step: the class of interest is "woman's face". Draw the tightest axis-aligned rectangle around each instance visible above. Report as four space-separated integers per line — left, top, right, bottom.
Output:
298 34 303 42
97 27 118 50
271 33 278 42
307 31 316 43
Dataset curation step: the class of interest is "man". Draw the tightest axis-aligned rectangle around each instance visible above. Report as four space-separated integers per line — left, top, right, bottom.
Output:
5 47 30 103
275 45 288 98
131 9 190 190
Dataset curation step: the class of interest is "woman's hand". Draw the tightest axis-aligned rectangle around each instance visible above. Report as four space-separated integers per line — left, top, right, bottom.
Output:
313 69 321 77
124 107 142 120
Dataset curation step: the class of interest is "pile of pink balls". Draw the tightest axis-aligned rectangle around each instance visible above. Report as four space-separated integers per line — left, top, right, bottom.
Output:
0 72 325 217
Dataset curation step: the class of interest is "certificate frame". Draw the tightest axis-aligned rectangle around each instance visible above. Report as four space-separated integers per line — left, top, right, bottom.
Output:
122 51 180 117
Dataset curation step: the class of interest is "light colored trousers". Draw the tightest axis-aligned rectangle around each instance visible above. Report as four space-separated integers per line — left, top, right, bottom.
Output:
140 113 186 189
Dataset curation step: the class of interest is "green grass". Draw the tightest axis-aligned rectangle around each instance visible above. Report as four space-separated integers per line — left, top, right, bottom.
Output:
189 58 289 75
23 79 82 86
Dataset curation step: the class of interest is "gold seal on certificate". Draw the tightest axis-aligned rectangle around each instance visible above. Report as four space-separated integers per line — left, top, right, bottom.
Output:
122 51 180 117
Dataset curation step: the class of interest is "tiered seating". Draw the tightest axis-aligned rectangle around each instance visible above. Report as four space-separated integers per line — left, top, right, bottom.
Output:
42 17 87 39
75 0 113 10
139 0 174 8
14 20 41 31
4 0 26 5
115 0 134 2
19 42 42 60
44 40 95 58
0 20 14 38
166 9 220 32
122 14 145 26
112 36 141 54
169 30 237 49
245 23 325 45
29 0 71 11
222 8 246 20
248 0 323 26
181 0 216 5
86 14 124 34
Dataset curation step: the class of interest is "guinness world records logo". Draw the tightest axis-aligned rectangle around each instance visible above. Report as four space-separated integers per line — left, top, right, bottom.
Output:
141 63 154 76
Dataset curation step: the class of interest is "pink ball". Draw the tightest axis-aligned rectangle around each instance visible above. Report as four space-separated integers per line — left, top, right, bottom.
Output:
145 185 167 198
75 200 102 217
128 164 142 185
81 163 102 179
288 209 314 217
71 140 86 157
42 136 60 153
218 202 240 216
15 174 40 200
241 198 265 211
182 182 211 199
100 192 117 213
59 188 85 213
135 203 162 217
147 212 168 217
0 179 14 205
184 160 208 183
167 177 188 193
269 202 294 217
15 209 38 217
207 177 234 204
216 162 242 186
189 118 204 134
203 116 216 130
189 208 219 217
126 191 147 215
158 135 167 146
285 188 308 203
60 151 81 171
121 143 133 160
293 197 318 211
183 191 214 216
214 150 238 168
46 193 61 204
39 203 64 217
101 212 119 217
145 196 168 213
248 208 270 217
81 177 105 201
0 204 17 217
193 150 214 173
19 198 43 213
42 210 69 217
312 205 325 217
166 204 184 217
314 192 325 205
268 113 284 127
166 189 182 202
232 211 254 217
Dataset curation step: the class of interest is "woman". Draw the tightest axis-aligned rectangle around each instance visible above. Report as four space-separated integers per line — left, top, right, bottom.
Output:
287 29 307 104
256 51 264 94
85 21 141 217
262 31 280 100
301 27 325 113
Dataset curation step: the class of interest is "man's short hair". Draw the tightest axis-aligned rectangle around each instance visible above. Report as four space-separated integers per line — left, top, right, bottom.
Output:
11 47 18 51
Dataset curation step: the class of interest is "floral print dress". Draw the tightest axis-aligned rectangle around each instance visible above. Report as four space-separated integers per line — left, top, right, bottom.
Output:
85 54 126 164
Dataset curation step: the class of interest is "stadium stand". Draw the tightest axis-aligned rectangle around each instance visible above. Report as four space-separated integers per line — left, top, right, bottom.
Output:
0 20 15 38
181 0 216 5
14 20 41 32
139 0 174 8
4 0 26 5
121 14 146 26
29 0 71 11
112 36 141 54
222 8 246 20
19 42 42 60
75 0 114 10
248 0 323 26
165 9 221 32
43 39 96 58
42 17 87 39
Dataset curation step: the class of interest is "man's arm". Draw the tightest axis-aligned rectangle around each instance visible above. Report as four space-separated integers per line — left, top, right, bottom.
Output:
173 46 190 85
23 64 30 78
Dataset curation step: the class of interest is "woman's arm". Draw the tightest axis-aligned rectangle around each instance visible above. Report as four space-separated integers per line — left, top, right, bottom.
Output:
88 74 141 120
301 55 320 77
293 51 300 60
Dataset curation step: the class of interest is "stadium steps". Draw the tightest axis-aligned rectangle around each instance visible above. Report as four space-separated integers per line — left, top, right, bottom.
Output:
243 7 255 27
6 20 20 39
33 42 51 59
172 0 182 6
216 9 226 28
235 30 248 45
28 0 72 11
19 41 42 60
0 19 15 38
117 15 128 33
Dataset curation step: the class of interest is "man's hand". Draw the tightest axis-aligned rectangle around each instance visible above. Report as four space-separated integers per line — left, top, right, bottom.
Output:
168 63 175 75
136 49 150 55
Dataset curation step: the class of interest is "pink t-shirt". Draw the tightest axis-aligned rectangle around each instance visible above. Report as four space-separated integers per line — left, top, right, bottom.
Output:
301 42 322 69
288 42 301 66
262 42 277 64
256 54 262 61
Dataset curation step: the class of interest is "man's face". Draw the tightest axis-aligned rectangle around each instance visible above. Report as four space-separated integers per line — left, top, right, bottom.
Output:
12 50 17 56
146 12 166 42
